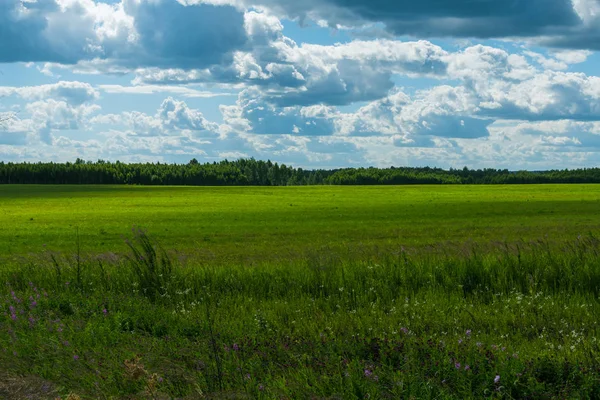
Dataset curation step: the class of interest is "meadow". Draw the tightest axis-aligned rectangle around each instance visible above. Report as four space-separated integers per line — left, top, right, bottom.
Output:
2 184 600 262
1 184 600 399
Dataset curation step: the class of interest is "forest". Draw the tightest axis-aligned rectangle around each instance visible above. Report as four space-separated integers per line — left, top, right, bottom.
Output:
2 158 600 185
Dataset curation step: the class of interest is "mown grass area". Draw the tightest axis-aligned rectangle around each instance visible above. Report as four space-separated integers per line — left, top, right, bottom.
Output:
1 184 600 262
1 185 600 398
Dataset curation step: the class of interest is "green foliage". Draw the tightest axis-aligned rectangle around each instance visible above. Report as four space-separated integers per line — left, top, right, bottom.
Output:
2 158 600 185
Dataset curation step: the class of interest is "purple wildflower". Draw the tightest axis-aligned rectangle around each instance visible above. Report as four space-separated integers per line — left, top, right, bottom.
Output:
9 305 16 321
455 362 461 369
258 384 264 391
464 365 471 371
466 330 472 336
73 355 79 361
233 343 239 351
364 369 373 377
102 308 107 316
400 327 409 334
494 375 500 384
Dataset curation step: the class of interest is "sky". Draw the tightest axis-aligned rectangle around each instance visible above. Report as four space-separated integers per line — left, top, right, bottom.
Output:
1 0 600 169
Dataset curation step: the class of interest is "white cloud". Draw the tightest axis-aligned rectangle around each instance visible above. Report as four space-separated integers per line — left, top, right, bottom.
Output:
1 0 248 70
523 51 569 71
98 84 235 98
25 99 101 143
92 97 219 137
550 49 593 64
0 81 99 105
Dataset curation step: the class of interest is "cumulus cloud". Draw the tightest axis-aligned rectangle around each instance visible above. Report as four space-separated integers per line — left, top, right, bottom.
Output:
221 88 338 135
332 86 492 141
0 0 248 69
220 85 493 143
471 71 600 121
158 97 217 132
26 99 101 144
0 114 29 146
135 31 449 106
0 81 99 105
240 0 600 50
134 36 600 115
92 97 219 137
0 81 102 145
218 49 600 144
123 0 247 68
503 120 600 148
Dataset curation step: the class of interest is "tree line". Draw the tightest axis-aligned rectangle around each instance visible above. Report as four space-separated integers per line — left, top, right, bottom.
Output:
1 158 600 185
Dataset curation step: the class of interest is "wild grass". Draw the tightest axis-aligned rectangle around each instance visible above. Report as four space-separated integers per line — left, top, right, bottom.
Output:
1 230 600 398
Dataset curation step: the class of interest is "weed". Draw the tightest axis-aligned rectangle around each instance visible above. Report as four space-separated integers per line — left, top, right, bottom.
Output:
125 227 173 302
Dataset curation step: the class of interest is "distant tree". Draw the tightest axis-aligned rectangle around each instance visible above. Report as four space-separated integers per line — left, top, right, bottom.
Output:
0 157 599 186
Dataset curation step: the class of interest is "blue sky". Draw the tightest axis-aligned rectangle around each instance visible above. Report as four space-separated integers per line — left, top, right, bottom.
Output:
1 0 600 169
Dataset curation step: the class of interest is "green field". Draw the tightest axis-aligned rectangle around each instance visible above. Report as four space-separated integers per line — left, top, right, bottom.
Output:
2 184 600 261
2 185 600 399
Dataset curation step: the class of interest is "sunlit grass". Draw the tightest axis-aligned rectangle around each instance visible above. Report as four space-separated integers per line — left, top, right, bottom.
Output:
2 184 600 264
2 185 600 398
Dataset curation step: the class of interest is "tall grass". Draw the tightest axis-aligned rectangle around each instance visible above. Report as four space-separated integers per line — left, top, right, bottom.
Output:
1 233 600 398
125 227 173 302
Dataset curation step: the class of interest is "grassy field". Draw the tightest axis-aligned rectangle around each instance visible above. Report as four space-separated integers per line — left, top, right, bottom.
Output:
2 184 600 261
1 184 600 399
